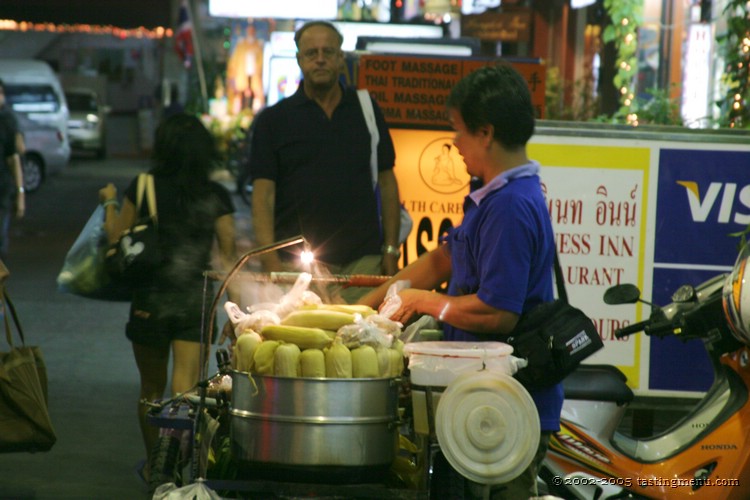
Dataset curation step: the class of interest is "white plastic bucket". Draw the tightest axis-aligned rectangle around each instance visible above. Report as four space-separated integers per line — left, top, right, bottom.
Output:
403 341 518 435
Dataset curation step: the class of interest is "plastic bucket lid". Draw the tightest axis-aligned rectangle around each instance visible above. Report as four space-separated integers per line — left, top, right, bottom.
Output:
435 370 540 485
403 341 513 359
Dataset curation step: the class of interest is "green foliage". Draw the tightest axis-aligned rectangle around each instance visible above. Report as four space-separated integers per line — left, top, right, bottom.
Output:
603 0 642 123
630 86 683 126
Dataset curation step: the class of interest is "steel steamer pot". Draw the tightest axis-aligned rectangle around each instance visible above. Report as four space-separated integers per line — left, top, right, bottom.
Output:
230 370 400 482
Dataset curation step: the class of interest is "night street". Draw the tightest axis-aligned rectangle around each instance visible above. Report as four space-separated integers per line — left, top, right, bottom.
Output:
0 154 248 499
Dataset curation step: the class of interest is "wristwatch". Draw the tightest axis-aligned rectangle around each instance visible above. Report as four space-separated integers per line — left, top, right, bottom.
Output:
382 244 401 258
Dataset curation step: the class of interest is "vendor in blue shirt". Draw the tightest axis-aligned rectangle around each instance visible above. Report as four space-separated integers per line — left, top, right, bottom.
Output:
359 63 563 499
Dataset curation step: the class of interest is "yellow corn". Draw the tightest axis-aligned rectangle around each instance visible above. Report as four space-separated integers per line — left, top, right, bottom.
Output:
281 309 357 331
351 345 379 378
389 348 404 377
299 348 326 378
300 303 377 317
261 325 334 350
325 339 352 378
253 340 280 375
274 342 301 377
376 346 391 378
392 338 404 355
235 330 262 372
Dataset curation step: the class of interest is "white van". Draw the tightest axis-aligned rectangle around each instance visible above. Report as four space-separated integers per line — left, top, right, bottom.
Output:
0 59 70 147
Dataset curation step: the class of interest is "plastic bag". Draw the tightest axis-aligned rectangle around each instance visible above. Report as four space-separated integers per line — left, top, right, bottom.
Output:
336 280 409 348
338 314 394 349
56 205 130 301
224 301 280 338
223 273 322 341
402 314 440 343
152 481 222 500
379 279 411 319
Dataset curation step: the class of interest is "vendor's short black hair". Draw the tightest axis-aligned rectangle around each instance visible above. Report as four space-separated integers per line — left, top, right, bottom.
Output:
294 21 343 49
447 63 535 150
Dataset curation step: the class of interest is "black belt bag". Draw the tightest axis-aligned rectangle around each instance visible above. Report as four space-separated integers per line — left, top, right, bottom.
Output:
505 253 603 391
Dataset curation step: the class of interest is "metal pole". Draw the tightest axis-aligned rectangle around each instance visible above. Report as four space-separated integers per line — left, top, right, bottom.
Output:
186 0 208 113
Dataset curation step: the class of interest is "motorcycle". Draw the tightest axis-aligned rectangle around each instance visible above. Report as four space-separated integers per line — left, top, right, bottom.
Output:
540 243 750 499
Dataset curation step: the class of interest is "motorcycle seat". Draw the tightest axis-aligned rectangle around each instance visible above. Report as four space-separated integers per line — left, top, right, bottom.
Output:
563 364 634 404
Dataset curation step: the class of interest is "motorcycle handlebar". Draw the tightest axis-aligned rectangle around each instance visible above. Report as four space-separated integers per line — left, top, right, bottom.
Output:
615 321 649 339
645 321 680 338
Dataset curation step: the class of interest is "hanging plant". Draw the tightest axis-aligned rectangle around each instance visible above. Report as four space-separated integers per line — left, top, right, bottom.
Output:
602 0 642 125
715 0 750 128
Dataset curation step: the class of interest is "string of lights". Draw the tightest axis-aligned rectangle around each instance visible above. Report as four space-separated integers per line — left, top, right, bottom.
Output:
0 19 171 40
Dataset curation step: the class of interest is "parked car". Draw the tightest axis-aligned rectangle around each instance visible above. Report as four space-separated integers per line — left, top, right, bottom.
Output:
65 87 108 158
18 112 70 192
0 59 70 143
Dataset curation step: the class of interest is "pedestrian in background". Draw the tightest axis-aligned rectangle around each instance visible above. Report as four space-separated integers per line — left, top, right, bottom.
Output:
98 113 238 484
247 20 403 303
0 79 25 258
358 63 563 499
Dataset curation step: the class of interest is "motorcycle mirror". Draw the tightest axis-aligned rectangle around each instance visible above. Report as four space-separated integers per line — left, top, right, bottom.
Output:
603 284 641 305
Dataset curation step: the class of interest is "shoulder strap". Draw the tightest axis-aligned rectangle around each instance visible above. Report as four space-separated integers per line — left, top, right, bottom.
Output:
553 251 568 303
2 287 25 349
135 173 158 224
356 89 379 188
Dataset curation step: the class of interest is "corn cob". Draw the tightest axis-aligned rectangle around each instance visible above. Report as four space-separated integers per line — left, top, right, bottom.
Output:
389 348 404 377
299 348 326 378
235 330 262 372
325 339 353 378
281 309 357 331
261 325 334 350
300 303 377 317
351 345 379 378
253 340 280 375
274 342 301 377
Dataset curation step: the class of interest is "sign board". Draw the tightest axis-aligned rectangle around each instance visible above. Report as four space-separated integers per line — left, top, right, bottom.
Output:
460 10 532 43
356 54 546 129
391 125 750 396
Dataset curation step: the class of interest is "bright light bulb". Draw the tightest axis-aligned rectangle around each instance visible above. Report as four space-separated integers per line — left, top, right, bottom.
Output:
300 250 315 266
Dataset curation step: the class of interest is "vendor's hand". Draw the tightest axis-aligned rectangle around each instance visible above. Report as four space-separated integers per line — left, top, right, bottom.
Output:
99 183 117 203
382 288 425 325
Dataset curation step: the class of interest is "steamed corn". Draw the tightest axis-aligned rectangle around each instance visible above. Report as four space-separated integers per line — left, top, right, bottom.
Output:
261 325 333 350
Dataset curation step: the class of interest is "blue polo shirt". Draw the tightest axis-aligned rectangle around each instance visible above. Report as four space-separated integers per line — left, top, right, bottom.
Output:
443 161 564 431
249 83 396 265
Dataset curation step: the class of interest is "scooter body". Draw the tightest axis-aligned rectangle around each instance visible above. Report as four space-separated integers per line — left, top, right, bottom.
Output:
541 272 750 499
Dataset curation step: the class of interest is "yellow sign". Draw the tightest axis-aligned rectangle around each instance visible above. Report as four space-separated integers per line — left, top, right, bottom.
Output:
393 129 470 265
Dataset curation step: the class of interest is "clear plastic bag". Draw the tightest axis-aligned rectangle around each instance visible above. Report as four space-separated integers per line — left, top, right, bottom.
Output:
56 204 129 301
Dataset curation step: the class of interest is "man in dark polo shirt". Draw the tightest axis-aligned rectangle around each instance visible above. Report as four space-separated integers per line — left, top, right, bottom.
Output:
248 20 402 302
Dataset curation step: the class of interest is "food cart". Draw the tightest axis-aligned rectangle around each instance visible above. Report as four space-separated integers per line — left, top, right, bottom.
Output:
145 236 538 499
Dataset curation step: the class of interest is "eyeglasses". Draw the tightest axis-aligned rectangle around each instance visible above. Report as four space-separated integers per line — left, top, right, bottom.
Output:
299 47 340 61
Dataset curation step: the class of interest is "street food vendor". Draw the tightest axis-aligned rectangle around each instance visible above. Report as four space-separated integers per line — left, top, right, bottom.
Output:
358 63 563 499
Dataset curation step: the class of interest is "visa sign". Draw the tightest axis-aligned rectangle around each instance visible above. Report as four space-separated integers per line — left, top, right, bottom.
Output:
677 181 750 224
655 149 750 267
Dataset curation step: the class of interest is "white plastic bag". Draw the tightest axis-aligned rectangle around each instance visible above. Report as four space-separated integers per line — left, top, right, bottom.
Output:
152 481 222 500
379 279 411 320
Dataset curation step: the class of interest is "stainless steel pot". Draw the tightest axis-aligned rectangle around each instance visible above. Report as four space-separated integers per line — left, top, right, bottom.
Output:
230 370 400 475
